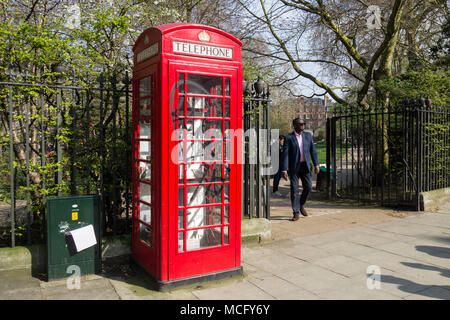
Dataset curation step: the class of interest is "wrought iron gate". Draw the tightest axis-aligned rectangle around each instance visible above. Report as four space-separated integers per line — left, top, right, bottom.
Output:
326 99 449 210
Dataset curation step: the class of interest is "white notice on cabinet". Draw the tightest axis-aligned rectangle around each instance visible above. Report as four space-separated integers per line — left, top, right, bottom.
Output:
67 225 97 252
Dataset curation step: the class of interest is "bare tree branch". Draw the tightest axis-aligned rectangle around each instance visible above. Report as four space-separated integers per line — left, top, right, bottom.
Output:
258 0 347 104
25 0 40 21
357 0 407 104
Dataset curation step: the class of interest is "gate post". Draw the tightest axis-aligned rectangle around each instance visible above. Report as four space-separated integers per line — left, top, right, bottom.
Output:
330 118 337 198
326 118 331 199
416 106 423 211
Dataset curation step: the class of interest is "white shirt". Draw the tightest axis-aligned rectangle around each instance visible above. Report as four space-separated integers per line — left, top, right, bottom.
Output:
295 131 305 162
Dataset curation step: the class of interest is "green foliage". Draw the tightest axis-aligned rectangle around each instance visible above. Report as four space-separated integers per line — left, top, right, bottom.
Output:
377 68 450 106
424 120 450 185
243 59 275 83
0 21 74 82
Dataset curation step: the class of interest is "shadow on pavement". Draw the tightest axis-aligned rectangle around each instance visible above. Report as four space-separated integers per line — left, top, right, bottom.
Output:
102 259 161 293
427 236 450 244
379 274 450 299
379 244 450 299
401 262 450 278
416 244 450 259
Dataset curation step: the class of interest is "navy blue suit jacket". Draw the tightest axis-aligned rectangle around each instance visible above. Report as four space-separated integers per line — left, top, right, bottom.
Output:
281 131 319 174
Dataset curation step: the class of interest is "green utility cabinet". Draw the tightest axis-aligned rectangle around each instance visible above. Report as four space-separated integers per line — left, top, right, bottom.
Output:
316 166 333 191
46 195 101 280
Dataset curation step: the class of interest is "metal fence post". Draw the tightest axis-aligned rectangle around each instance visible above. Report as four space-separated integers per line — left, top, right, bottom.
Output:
112 77 118 236
256 98 261 218
249 99 255 219
265 89 271 220
416 106 423 211
331 118 337 198
99 75 105 232
25 97 31 245
57 89 62 196
70 89 77 195
8 86 15 248
326 118 331 199
125 71 131 231
40 94 46 202
85 90 91 194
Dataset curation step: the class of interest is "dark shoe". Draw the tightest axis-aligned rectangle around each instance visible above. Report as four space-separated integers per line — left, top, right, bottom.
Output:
291 215 300 221
300 208 308 217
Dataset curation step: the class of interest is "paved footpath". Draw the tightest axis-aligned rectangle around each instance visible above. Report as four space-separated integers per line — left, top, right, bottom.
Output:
1 185 449 300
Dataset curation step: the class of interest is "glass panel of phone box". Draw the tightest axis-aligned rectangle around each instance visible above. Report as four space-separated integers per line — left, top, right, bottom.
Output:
176 73 231 252
138 75 153 246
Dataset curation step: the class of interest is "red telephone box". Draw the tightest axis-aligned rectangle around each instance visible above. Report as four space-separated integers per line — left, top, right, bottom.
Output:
131 23 243 289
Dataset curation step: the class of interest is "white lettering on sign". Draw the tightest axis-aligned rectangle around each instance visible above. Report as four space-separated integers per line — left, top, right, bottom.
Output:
173 41 233 59
137 42 158 63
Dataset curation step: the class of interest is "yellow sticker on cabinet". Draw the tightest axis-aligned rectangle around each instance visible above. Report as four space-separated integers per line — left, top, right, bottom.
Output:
72 212 78 221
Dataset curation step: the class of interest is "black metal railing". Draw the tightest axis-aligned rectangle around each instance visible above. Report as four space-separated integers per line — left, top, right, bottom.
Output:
1 75 274 248
0 74 132 247
242 78 271 219
326 99 449 210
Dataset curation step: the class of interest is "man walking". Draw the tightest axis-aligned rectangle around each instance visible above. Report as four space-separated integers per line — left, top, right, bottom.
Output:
281 117 320 221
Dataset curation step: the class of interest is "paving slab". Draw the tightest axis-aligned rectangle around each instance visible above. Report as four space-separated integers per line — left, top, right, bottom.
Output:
353 225 419 243
341 229 396 247
107 277 144 300
242 262 274 280
373 241 450 270
402 286 450 300
404 213 450 229
41 277 119 300
345 270 432 299
247 275 308 299
317 240 381 258
272 288 319 300
0 287 43 300
273 243 332 263
0 268 41 292
355 250 428 274
354 250 450 287
43 287 119 300
290 228 354 246
276 264 348 295
320 287 403 300
368 220 449 239
191 280 275 300
244 251 308 276
310 254 373 278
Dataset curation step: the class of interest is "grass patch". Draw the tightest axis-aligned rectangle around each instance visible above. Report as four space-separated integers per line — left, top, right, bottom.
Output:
315 142 351 165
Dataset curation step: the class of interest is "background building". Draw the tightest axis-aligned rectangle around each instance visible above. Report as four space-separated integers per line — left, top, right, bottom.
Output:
294 95 332 131
270 94 334 140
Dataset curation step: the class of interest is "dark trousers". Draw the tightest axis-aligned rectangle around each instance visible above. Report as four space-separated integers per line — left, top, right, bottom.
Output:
273 169 282 193
289 162 312 215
